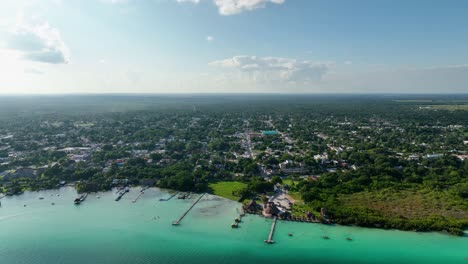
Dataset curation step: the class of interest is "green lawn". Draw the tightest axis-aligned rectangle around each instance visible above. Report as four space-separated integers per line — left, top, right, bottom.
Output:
282 179 304 205
288 191 303 204
394 100 468 103
425 104 468 111
208 181 247 201
394 100 435 103
282 179 302 187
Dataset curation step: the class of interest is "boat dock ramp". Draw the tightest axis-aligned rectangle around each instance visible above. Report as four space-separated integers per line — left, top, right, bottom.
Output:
231 208 246 228
172 193 205 225
264 217 278 244
159 192 179 201
132 187 148 203
115 187 129 201
115 187 125 194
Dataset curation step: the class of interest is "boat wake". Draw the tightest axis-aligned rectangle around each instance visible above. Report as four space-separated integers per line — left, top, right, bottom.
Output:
0 212 30 222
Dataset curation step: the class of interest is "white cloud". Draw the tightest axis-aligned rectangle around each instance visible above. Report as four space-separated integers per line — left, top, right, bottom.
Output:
210 55 330 83
176 0 201 3
7 21 70 64
174 0 286 15
344 60 352 65
214 0 285 15
206 35 214 42
101 0 129 3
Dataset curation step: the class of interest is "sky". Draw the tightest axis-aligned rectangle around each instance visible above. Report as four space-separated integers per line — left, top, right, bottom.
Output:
0 0 468 94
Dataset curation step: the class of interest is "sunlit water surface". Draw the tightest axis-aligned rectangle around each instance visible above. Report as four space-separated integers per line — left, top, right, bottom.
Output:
0 187 466 264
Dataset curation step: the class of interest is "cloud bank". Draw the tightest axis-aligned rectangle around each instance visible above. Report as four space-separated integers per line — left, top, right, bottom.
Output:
7 22 70 64
174 0 286 15
214 0 285 15
176 0 201 3
210 55 330 83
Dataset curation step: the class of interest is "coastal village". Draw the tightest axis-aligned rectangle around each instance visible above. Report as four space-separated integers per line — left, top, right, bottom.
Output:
1 0 468 260
0 98 467 236
1 118 466 194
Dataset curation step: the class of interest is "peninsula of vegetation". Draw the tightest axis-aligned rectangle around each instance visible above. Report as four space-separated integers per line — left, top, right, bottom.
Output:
0 95 467 236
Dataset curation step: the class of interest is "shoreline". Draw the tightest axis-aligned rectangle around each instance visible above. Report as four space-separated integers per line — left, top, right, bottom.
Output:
2 186 466 237
1 186 466 264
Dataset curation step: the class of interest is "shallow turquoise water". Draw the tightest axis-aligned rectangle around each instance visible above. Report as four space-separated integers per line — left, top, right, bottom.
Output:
0 187 466 264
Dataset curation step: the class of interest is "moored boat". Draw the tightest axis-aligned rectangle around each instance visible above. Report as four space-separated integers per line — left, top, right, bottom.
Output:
74 193 87 205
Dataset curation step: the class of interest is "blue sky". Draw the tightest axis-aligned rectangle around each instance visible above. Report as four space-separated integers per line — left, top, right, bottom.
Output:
0 0 467 94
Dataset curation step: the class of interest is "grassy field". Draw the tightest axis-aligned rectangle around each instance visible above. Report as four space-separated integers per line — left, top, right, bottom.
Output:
282 179 298 186
288 191 303 203
394 100 436 103
424 104 468 111
282 179 304 203
394 100 468 111
394 100 468 103
208 181 247 201
339 189 468 220
393 99 468 111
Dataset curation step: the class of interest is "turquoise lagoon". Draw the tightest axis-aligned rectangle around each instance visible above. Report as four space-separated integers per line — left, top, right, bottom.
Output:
0 187 466 264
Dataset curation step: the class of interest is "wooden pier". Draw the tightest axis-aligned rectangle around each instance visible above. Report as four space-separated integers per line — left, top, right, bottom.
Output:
172 193 205 225
264 217 277 244
159 192 179 201
115 187 129 201
132 188 147 203
132 187 149 203
231 210 245 228
115 187 125 194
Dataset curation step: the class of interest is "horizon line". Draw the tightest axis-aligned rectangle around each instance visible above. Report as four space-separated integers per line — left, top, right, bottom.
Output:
0 92 468 96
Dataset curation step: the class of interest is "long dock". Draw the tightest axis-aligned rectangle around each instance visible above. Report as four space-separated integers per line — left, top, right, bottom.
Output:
159 192 179 201
115 187 129 201
172 193 205 225
132 191 144 203
115 187 125 194
264 217 278 244
132 187 149 203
